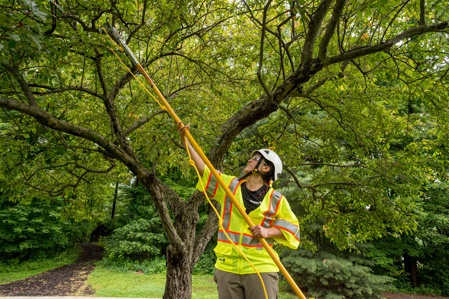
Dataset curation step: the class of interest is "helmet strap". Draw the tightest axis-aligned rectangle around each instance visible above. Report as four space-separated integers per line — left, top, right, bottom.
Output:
238 157 263 182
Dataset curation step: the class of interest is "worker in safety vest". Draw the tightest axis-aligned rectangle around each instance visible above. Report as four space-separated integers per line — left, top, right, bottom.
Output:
178 123 300 299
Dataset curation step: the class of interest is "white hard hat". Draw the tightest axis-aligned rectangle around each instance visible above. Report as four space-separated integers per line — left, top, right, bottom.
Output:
251 149 283 181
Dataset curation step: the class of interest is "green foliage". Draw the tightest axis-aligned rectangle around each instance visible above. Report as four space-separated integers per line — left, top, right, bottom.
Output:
105 218 167 260
120 184 154 220
0 193 88 261
192 242 216 275
278 186 394 298
103 184 168 260
96 256 167 275
364 182 449 296
281 247 393 299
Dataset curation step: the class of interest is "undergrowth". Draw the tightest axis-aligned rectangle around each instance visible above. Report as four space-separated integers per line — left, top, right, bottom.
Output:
96 256 167 274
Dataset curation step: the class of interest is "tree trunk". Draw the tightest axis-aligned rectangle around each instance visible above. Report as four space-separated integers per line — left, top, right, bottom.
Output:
404 253 418 288
164 245 193 299
111 180 118 220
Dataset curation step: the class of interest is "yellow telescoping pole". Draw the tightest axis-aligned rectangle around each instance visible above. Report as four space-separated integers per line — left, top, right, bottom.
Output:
101 22 307 299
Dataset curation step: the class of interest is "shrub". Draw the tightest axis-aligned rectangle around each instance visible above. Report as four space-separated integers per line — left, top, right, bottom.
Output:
96 256 167 274
0 196 84 261
281 247 393 299
105 218 167 260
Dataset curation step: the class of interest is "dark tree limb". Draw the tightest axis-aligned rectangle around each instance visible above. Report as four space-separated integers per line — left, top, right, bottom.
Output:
257 0 273 101
3 65 39 107
29 84 105 100
124 110 168 137
0 97 132 164
381 0 411 42
284 166 304 190
44 0 58 35
328 22 449 66
94 50 108 97
302 0 333 64
420 0 426 26
292 61 349 97
126 0 148 44
56 13 100 33
318 0 347 60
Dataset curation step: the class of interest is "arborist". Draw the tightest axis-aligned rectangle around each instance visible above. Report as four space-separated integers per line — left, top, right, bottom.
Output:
178 123 300 299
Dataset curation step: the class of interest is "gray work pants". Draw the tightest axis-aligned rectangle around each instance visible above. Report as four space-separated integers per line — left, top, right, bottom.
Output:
214 269 279 299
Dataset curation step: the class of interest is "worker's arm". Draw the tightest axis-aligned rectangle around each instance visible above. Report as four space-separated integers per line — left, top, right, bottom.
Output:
177 122 205 177
248 225 286 240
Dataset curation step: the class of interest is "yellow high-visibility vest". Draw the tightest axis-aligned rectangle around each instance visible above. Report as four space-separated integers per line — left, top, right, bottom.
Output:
197 166 300 274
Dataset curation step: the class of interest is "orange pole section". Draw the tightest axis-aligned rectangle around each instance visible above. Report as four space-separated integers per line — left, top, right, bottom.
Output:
136 63 307 299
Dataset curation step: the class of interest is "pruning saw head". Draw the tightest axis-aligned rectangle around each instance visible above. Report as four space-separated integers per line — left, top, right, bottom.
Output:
99 21 123 47
99 20 140 65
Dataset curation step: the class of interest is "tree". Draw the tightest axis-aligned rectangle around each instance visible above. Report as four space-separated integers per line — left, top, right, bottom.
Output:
365 182 449 295
0 0 448 298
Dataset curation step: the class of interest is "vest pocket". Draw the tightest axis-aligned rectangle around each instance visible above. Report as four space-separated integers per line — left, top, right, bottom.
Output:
214 243 233 256
214 243 233 270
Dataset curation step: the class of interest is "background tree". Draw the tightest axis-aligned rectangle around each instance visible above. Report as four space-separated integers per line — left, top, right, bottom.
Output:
0 0 448 298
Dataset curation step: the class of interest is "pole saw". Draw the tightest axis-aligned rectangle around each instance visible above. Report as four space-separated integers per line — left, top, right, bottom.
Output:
100 22 307 299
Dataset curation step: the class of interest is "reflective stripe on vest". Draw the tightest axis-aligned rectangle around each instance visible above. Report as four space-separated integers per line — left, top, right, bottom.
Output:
260 190 282 228
273 219 300 242
205 170 221 198
241 234 273 248
218 230 240 244
222 178 242 231
218 231 273 248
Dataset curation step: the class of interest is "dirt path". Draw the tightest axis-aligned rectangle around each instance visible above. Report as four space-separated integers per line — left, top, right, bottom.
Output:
0 243 103 296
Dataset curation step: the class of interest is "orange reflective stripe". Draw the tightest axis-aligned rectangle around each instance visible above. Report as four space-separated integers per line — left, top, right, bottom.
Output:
260 190 282 228
222 178 242 231
218 230 240 244
205 170 221 198
241 233 273 248
273 219 300 242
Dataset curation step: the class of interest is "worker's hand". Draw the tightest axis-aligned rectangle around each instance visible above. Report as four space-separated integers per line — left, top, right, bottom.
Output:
176 122 189 144
249 225 270 239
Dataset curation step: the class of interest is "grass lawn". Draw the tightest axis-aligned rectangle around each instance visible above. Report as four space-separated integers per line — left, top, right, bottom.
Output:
87 267 299 298
87 268 216 298
0 247 80 285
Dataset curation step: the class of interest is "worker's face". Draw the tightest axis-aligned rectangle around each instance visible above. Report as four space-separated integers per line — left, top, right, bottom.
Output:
244 154 270 174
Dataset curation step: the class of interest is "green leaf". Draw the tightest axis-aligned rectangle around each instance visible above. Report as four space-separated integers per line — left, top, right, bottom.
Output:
9 34 20 42
8 40 16 49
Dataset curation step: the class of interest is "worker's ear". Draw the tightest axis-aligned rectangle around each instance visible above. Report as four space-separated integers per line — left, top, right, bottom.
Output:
261 163 271 173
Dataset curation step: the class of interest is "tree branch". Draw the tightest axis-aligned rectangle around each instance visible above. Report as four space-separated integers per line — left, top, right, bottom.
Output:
284 166 304 190
56 13 99 33
420 0 426 26
123 110 167 137
29 84 105 100
293 61 349 97
318 0 347 60
94 50 108 97
327 22 449 66
257 0 273 101
0 97 133 165
126 0 148 44
4 65 39 107
381 0 411 42
302 0 333 64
